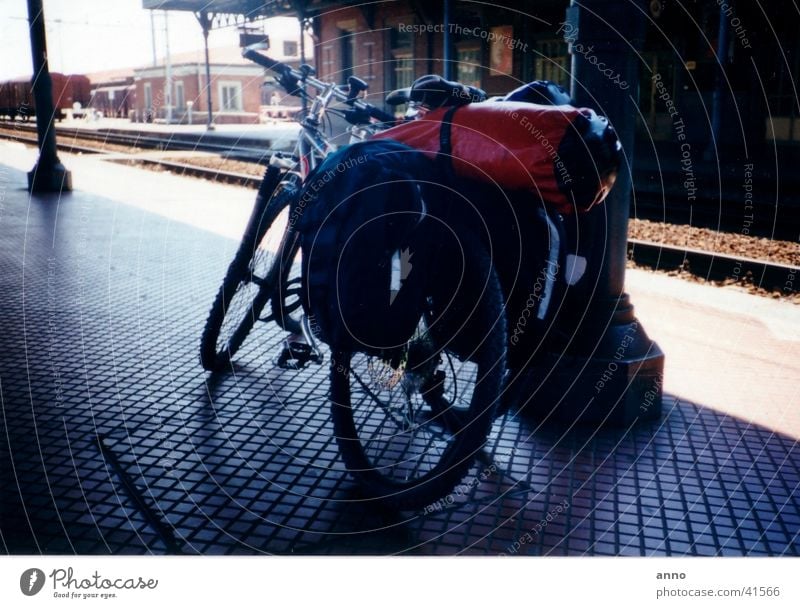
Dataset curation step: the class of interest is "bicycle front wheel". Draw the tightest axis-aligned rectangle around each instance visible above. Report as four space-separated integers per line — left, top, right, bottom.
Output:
330 237 507 510
200 169 301 371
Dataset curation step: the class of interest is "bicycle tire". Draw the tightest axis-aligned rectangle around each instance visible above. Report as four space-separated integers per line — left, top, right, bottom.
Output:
200 168 302 371
330 234 507 510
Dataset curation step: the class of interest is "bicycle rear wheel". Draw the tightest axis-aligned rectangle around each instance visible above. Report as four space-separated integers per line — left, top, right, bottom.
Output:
200 168 302 371
330 236 506 510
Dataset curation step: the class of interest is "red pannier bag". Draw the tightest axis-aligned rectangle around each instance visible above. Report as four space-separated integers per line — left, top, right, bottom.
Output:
373 101 621 214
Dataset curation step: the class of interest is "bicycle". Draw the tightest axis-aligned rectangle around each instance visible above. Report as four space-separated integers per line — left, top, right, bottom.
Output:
202 47 616 510
199 46 510 510
199 45 397 372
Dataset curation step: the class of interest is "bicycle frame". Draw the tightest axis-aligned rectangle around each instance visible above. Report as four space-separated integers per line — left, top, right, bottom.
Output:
266 81 383 188
245 57 394 363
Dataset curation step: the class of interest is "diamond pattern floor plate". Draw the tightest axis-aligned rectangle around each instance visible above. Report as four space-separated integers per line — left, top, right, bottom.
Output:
0 162 797 556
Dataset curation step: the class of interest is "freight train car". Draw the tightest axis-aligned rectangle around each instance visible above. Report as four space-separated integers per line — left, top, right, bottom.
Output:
0 79 33 121
0 73 91 121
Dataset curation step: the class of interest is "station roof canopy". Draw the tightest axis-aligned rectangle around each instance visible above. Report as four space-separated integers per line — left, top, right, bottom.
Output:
142 1 295 20
141 1 364 20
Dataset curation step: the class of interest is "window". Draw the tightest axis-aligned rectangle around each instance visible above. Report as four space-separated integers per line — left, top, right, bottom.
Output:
364 42 375 80
322 45 334 80
174 81 185 109
283 40 298 57
393 55 414 90
534 40 569 88
218 81 242 111
391 27 413 51
456 47 482 89
390 25 414 90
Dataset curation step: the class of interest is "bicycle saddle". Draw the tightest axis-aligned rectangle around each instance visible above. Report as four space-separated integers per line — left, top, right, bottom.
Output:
386 87 411 106
503 80 572 105
409 74 486 109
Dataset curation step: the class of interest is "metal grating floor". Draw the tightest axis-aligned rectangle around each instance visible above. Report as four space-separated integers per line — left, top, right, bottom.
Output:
0 163 798 556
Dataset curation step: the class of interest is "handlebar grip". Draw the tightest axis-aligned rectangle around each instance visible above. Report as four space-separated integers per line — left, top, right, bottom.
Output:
346 76 369 104
242 49 288 75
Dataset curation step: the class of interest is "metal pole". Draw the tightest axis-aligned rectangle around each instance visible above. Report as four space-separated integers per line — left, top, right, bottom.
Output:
531 0 663 425
299 16 306 65
567 0 637 306
442 0 452 80
299 16 308 116
26 0 71 192
150 10 157 66
196 12 215 131
164 11 173 125
707 2 730 160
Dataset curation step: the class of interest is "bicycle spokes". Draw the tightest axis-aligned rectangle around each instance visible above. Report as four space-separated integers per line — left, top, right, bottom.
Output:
345 337 475 484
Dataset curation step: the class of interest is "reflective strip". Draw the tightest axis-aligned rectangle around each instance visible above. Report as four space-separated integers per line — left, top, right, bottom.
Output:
564 254 587 286
537 213 560 320
390 249 402 304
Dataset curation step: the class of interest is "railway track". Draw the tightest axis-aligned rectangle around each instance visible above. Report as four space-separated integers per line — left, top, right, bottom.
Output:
0 121 277 163
627 238 797 295
1 125 795 296
0 126 264 187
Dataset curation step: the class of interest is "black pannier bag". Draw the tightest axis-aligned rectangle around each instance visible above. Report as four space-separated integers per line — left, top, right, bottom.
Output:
436 177 569 370
295 140 438 353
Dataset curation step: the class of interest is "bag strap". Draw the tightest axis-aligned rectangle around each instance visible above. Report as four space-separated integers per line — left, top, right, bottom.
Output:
436 105 459 183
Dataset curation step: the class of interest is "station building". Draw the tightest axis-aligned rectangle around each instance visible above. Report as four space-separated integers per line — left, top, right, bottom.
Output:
297 0 798 157
148 1 797 176
135 34 313 124
132 46 266 124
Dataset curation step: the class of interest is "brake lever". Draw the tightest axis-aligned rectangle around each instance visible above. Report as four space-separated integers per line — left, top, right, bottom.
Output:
343 107 372 126
278 72 303 97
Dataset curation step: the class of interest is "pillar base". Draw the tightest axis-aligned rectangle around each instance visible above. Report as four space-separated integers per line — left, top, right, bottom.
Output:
511 306 664 427
28 162 72 193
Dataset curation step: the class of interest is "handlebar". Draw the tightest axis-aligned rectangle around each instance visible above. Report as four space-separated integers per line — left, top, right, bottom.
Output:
242 48 289 75
362 104 395 124
242 45 395 126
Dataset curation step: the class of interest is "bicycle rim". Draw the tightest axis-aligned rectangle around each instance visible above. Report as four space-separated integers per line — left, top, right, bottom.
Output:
330 249 507 509
202 182 297 369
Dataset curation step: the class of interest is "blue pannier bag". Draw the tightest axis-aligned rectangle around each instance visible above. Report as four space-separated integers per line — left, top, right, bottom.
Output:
295 140 438 353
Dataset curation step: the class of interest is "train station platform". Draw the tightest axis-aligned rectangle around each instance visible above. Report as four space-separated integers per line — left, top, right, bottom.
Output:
1 141 798 556
62 115 301 138
54 116 303 154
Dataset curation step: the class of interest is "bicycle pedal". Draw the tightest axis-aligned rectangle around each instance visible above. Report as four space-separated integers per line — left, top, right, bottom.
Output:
274 341 323 369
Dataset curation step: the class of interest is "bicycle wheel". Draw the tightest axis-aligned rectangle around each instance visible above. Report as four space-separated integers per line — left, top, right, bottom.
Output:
200 168 302 371
330 235 507 510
